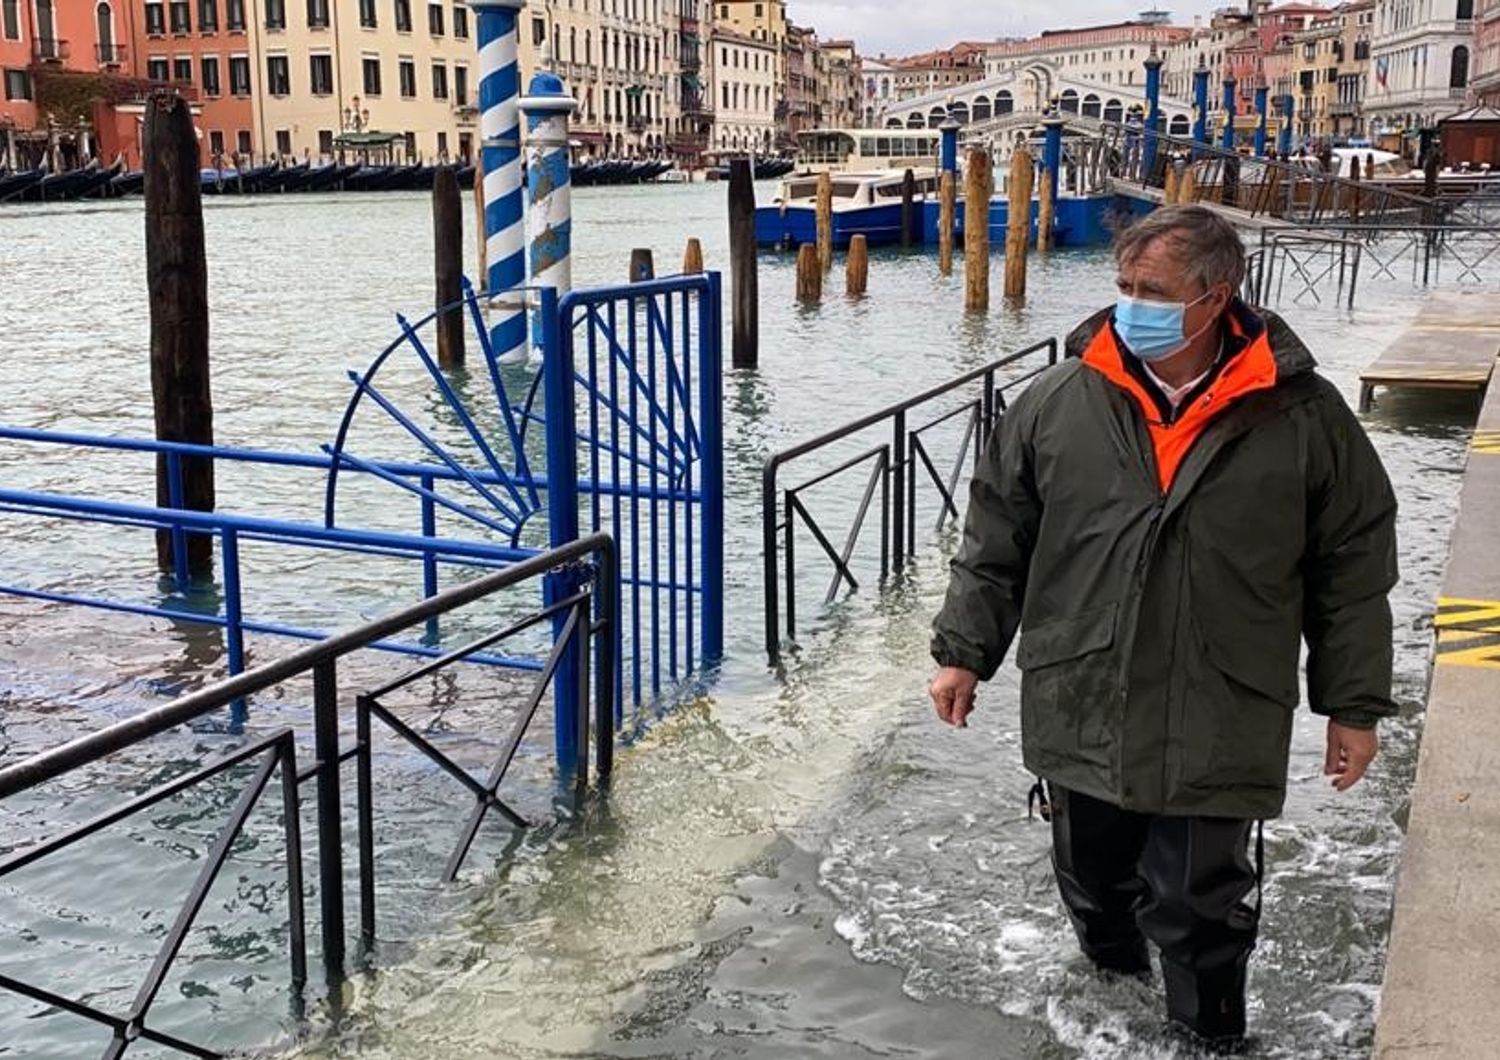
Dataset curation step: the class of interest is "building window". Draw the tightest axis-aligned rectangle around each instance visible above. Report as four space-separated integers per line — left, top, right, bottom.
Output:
173 56 192 82
532 15 544 46
199 0 217 32
265 0 284 30
362 55 382 95
453 4 467 39
318 129 334 156
437 130 448 158
307 0 328 28
1 0 17 41
148 56 169 80
431 61 448 99
359 0 376 27
209 129 224 155
202 55 220 94
276 129 292 155
146 1 165 35
428 2 443 35
404 130 417 158
226 0 244 31
3 68 31 99
310 52 333 94
236 129 251 154
454 64 468 105
458 131 472 161
399 58 417 97
170 0 190 33
267 54 290 94
1451 44 1469 88
395 0 412 33
229 54 250 94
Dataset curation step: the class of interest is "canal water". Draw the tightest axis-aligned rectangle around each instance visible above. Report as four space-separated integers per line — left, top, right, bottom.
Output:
0 183 1483 1058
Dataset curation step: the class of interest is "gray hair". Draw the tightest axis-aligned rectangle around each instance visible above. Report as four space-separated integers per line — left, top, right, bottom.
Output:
1112 205 1247 295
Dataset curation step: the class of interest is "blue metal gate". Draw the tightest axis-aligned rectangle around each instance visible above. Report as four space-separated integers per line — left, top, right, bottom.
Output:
540 273 724 735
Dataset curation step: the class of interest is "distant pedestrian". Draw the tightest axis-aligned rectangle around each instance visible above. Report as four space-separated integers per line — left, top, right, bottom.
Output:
929 205 1398 1051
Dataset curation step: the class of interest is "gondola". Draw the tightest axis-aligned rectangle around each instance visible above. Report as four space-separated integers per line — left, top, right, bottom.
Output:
108 169 145 197
0 169 45 202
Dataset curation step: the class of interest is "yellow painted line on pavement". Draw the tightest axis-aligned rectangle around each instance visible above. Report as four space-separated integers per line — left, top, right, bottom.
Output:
1472 430 1500 456
1435 599 1500 669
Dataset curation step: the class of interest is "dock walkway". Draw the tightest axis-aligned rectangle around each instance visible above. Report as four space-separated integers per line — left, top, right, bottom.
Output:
1358 293 1500 411
1373 304 1500 1059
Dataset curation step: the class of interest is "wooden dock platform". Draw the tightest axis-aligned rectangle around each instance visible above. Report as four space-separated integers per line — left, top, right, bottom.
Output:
1358 293 1500 412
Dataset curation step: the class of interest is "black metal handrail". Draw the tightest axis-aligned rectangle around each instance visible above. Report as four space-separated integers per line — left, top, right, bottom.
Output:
0 533 616 1060
761 341 1057 662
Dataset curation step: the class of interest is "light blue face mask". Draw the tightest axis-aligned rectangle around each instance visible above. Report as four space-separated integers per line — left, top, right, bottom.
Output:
1114 290 1215 363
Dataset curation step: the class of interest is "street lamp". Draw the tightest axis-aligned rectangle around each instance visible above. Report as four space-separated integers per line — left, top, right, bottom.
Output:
342 95 371 133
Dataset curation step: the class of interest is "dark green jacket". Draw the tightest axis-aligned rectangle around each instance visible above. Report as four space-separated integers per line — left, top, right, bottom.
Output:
931 302 1398 819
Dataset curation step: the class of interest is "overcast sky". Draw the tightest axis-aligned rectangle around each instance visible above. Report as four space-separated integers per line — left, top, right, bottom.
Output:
795 1 1232 58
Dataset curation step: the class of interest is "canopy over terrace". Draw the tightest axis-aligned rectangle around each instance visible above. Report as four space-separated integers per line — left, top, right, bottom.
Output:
334 130 406 164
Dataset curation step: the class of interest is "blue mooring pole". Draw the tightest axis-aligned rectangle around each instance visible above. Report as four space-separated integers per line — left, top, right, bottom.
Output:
1192 58 1210 152
939 117 959 176
521 66 576 359
1254 84 1269 156
471 0 528 366
1143 45 1164 184
1042 114 1063 212
1279 94 1296 156
1221 75 1238 151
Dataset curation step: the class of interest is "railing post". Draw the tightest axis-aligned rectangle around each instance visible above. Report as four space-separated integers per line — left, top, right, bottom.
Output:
762 459 781 662
420 473 439 642
165 452 191 591
312 658 345 987
355 694 376 949
221 527 247 731
891 409 907 571
700 271 725 665
539 285 583 783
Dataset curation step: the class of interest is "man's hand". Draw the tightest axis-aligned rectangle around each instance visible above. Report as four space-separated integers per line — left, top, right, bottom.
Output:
1325 721 1379 792
931 667 980 728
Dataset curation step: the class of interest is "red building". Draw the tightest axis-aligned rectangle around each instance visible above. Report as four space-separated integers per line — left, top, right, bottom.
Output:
2 1 250 171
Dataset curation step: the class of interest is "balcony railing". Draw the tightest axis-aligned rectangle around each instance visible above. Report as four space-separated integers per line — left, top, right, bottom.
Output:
627 114 648 132
1329 100 1360 117
32 37 69 62
96 43 127 66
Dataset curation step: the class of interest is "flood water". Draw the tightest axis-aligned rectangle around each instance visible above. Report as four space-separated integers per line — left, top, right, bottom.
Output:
0 183 1487 1059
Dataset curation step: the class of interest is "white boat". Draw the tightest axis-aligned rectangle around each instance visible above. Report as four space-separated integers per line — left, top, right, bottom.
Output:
756 168 941 248
792 128 942 174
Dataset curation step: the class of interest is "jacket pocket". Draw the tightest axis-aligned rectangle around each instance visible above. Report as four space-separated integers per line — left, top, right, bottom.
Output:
1177 620 1296 795
1018 603 1119 768
1016 602 1119 671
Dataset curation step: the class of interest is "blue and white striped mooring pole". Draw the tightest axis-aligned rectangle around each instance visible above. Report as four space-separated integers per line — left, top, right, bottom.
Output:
521 67 577 359
1192 58 1210 152
471 0 528 365
1279 94 1296 157
1221 76 1238 152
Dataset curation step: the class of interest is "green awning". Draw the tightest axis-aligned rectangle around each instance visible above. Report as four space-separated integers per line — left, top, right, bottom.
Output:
333 130 403 147
680 73 703 91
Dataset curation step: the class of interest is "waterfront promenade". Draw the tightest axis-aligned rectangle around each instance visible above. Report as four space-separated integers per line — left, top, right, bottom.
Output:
1375 294 1500 1059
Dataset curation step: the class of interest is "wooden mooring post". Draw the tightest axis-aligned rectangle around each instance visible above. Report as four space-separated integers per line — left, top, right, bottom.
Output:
901 168 917 247
144 92 215 578
1036 168 1055 253
938 170 956 275
683 236 704 274
846 233 868 296
629 247 655 282
728 158 758 369
433 164 465 369
472 154 487 293
1180 162 1197 204
1348 154 1362 224
815 170 833 273
1163 159 1180 205
963 148 991 312
795 243 822 302
1003 145 1033 302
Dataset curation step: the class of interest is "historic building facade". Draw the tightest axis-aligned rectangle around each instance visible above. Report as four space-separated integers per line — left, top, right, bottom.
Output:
1364 0 1477 135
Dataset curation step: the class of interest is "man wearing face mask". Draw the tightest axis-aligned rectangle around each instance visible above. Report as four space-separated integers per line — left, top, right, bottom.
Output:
928 206 1398 1051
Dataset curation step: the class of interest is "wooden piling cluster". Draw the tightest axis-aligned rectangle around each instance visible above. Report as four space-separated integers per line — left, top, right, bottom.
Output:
1179 162 1197 204
1003 145 1033 301
432 165 465 369
144 93 215 577
1163 160 1181 205
963 148 992 312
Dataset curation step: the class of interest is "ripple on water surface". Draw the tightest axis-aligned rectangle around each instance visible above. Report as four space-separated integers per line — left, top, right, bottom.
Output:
0 185 1483 1058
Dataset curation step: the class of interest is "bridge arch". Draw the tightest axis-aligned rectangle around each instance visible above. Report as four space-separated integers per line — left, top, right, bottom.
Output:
972 95 992 122
1169 114 1191 136
1060 88 1079 114
1103 98 1123 124
1082 93 1101 119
